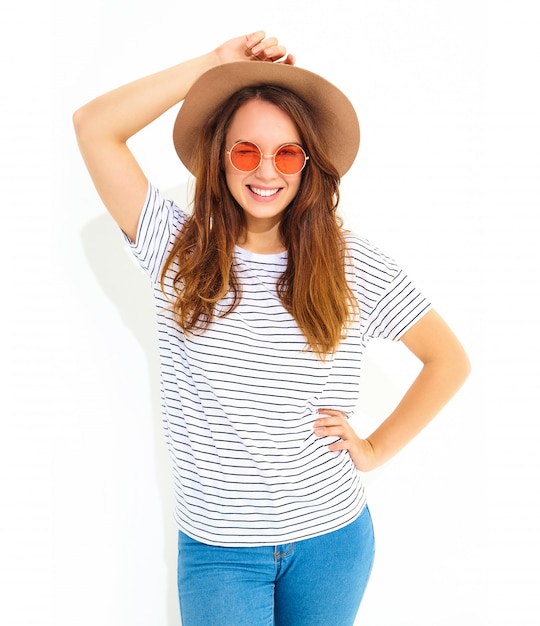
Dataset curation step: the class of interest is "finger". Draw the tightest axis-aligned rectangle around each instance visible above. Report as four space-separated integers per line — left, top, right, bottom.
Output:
316 416 341 424
318 408 344 418
314 412 347 427
251 40 291 63
257 45 288 63
328 440 364 470
251 36 279 56
328 440 348 453
313 424 348 439
313 421 339 434
245 31 266 48
279 53 296 66
265 48 289 62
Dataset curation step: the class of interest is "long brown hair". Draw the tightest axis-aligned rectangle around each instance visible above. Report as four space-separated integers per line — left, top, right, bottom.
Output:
161 85 359 360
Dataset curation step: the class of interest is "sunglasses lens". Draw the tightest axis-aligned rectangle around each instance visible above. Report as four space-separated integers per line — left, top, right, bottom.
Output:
275 144 307 175
229 142 261 171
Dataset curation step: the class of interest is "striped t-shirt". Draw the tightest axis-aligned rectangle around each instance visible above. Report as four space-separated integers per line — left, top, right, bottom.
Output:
126 183 431 547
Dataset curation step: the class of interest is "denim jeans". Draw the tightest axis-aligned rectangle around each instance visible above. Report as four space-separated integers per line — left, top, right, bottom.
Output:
177 505 375 626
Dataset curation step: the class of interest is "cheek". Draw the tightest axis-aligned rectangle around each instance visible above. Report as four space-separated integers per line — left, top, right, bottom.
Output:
289 176 302 198
224 169 246 203
224 157 242 182
225 167 239 185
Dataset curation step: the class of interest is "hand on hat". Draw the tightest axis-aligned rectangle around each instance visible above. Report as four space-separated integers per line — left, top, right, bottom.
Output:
214 30 295 66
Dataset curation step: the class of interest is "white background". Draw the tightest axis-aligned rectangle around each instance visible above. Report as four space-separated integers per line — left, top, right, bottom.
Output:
1 1 539 624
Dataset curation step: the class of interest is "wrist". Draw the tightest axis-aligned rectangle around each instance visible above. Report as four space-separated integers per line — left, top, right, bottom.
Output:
361 438 379 472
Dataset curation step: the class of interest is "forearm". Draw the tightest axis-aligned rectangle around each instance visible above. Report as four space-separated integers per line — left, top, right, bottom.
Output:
365 349 470 470
73 51 219 143
73 30 293 146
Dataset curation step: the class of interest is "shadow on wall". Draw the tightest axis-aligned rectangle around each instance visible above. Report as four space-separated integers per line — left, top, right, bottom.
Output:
79 201 180 625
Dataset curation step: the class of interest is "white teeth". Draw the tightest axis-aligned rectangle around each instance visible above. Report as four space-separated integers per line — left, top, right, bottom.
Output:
250 187 280 197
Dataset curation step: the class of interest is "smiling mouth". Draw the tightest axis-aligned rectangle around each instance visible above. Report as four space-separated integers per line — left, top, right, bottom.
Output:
248 186 281 197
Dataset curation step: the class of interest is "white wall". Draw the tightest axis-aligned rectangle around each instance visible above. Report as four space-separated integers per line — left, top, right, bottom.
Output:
2 1 539 624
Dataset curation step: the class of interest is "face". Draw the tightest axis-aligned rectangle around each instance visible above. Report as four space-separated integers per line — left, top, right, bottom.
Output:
224 99 303 236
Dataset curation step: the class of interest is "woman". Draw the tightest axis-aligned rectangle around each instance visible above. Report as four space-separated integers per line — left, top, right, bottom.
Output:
73 31 470 626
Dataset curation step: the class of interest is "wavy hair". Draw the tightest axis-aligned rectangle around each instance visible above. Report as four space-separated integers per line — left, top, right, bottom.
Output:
160 85 358 360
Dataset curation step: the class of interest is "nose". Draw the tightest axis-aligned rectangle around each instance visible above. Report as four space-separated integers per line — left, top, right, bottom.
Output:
255 154 278 178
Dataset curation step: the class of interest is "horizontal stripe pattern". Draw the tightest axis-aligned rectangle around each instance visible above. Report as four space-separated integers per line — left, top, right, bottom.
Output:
125 184 431 546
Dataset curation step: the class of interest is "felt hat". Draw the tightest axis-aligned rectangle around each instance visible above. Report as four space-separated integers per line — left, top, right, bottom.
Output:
173 61 360 177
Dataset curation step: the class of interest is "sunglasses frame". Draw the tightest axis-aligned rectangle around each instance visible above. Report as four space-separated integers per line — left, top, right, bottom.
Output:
225 141 309 176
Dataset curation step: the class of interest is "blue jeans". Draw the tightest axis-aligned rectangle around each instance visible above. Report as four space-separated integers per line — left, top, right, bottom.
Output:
177 505 375 626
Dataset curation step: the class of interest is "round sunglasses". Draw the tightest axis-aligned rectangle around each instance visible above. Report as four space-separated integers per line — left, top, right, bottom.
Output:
226 141 309 176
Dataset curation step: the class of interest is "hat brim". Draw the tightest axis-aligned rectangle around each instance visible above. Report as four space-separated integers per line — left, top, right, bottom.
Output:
173 61 359 177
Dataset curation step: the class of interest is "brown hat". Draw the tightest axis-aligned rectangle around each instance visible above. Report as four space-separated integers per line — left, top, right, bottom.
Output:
173 61 360 177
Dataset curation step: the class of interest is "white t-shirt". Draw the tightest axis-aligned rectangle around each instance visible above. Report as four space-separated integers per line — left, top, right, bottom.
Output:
126 183 431 547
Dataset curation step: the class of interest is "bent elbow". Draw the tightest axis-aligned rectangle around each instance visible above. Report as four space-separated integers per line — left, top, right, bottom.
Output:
72 105 93 143
453 343 472 390
462 349 472 382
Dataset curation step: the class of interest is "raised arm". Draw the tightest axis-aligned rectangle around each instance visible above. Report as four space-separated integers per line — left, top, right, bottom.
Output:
72 31 294 242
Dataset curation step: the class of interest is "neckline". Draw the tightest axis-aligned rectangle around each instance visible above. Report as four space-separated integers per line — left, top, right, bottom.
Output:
234 245 287 263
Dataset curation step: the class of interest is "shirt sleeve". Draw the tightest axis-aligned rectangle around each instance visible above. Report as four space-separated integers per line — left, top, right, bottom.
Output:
363 267 432 340
123 183 188 284
346 233 432 341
